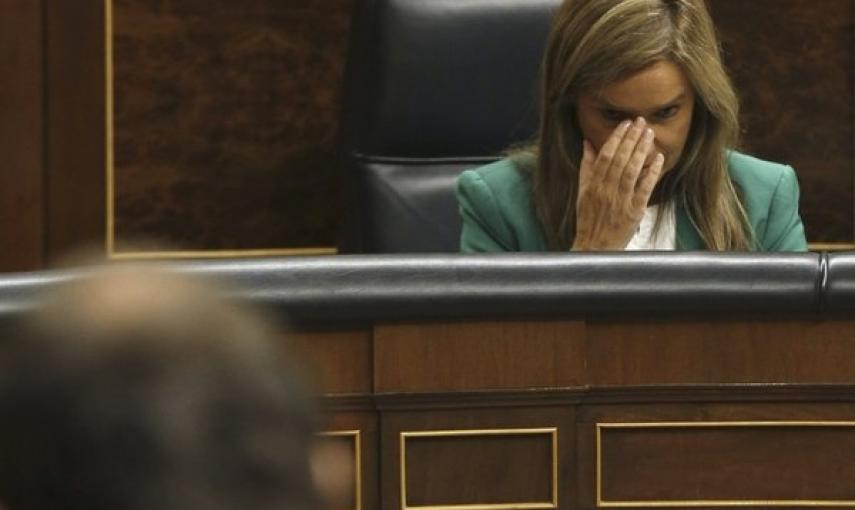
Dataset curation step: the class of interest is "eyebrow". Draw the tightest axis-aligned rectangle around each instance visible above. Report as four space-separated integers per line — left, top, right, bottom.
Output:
596 92 688 114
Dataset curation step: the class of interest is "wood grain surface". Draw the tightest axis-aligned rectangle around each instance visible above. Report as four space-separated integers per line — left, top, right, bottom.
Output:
374 320 587 392
600 424 855 501
0 0 44 271
381 407 576 510
289 327 373 395
45 0 107 262
112 0 353 251
710 0 855 243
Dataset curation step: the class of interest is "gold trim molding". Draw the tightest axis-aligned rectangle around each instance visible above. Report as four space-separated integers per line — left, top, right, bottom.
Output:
109 247 337 260
596 421 855 508
808 243 855 252
400 428 559 510
105 0 114 256
103 0 337 260
319 430 363 510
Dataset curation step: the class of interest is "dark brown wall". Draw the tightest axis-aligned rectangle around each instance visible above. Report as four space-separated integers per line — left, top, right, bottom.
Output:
710 0 855 243
0 0 45 271
45 0 107 261
0 0 853 270
0 0 106 271
112 0 354 252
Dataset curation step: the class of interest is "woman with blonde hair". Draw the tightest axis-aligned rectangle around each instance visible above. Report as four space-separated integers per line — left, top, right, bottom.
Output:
457 0 807 251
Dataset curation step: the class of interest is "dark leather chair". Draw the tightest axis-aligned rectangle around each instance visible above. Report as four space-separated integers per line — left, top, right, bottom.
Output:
339 0 560 252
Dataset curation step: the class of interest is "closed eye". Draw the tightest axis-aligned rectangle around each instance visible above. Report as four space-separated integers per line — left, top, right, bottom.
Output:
601 109 629 123
654 105 680 120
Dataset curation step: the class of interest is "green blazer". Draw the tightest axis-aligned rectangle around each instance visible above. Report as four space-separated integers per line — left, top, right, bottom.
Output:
456 151 807 251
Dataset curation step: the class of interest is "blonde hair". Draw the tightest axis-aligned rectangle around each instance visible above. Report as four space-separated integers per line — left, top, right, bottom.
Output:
521 0 753 250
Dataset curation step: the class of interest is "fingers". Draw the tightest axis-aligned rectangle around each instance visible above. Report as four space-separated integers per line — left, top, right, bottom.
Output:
601 117 649 185
579 139 596 187
574 117 664 251
633 152 665 208
619 127 655 195
593 120 632 182
582 139 595 166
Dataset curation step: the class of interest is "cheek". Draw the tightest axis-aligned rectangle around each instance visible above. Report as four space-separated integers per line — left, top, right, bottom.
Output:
670 109 695 150
652 122 692 172
655 118 692 156
654 129 680 154
578 120 613 152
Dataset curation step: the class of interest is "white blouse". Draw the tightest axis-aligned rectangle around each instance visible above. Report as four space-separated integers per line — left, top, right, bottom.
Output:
624 204 676 250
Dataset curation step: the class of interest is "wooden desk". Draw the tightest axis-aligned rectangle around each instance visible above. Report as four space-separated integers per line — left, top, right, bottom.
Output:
4 252 853 509
297 314 855 510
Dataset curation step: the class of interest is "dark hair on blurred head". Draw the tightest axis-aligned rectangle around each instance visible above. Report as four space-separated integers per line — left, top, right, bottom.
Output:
0 265 320 510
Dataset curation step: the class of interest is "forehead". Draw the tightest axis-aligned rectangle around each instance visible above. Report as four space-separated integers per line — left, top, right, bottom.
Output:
593 60 693 109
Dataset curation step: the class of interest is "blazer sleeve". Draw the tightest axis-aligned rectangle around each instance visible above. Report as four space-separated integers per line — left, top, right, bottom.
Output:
456 170 514 252
762 165 808 251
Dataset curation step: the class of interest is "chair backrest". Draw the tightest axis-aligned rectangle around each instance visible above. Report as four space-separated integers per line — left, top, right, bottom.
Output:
339 0 560 252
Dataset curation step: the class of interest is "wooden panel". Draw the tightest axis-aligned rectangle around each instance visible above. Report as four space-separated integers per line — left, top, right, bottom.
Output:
323 411 378 510
111 0 353 252
289 328 372 395
0 0 44 272
577 401 855 509
710 0 855 243
599 423 855 504
45 0 106 263
376 318 855 391
403 431 555 507
586 317 855 385
382 407 575 510
374 321 587 393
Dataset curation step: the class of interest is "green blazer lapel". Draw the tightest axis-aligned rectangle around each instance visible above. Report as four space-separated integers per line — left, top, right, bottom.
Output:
675 206 703 250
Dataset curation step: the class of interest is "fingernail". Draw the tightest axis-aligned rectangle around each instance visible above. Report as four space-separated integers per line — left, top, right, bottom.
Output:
656 153 665 163
619 120 631 130
636 116 646 126
644 128 654 140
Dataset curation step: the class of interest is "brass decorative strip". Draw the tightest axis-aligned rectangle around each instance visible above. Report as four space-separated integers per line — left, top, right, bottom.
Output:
598 500 855 508
319 430 362 510
108 247 337 260
105 0 114 256
808 243 855 251
596 421 855 508
400 428 558 510
103 0 337 259
401 505 556 510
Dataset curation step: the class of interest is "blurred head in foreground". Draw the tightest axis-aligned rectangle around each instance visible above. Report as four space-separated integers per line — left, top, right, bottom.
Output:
0 265 320 510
